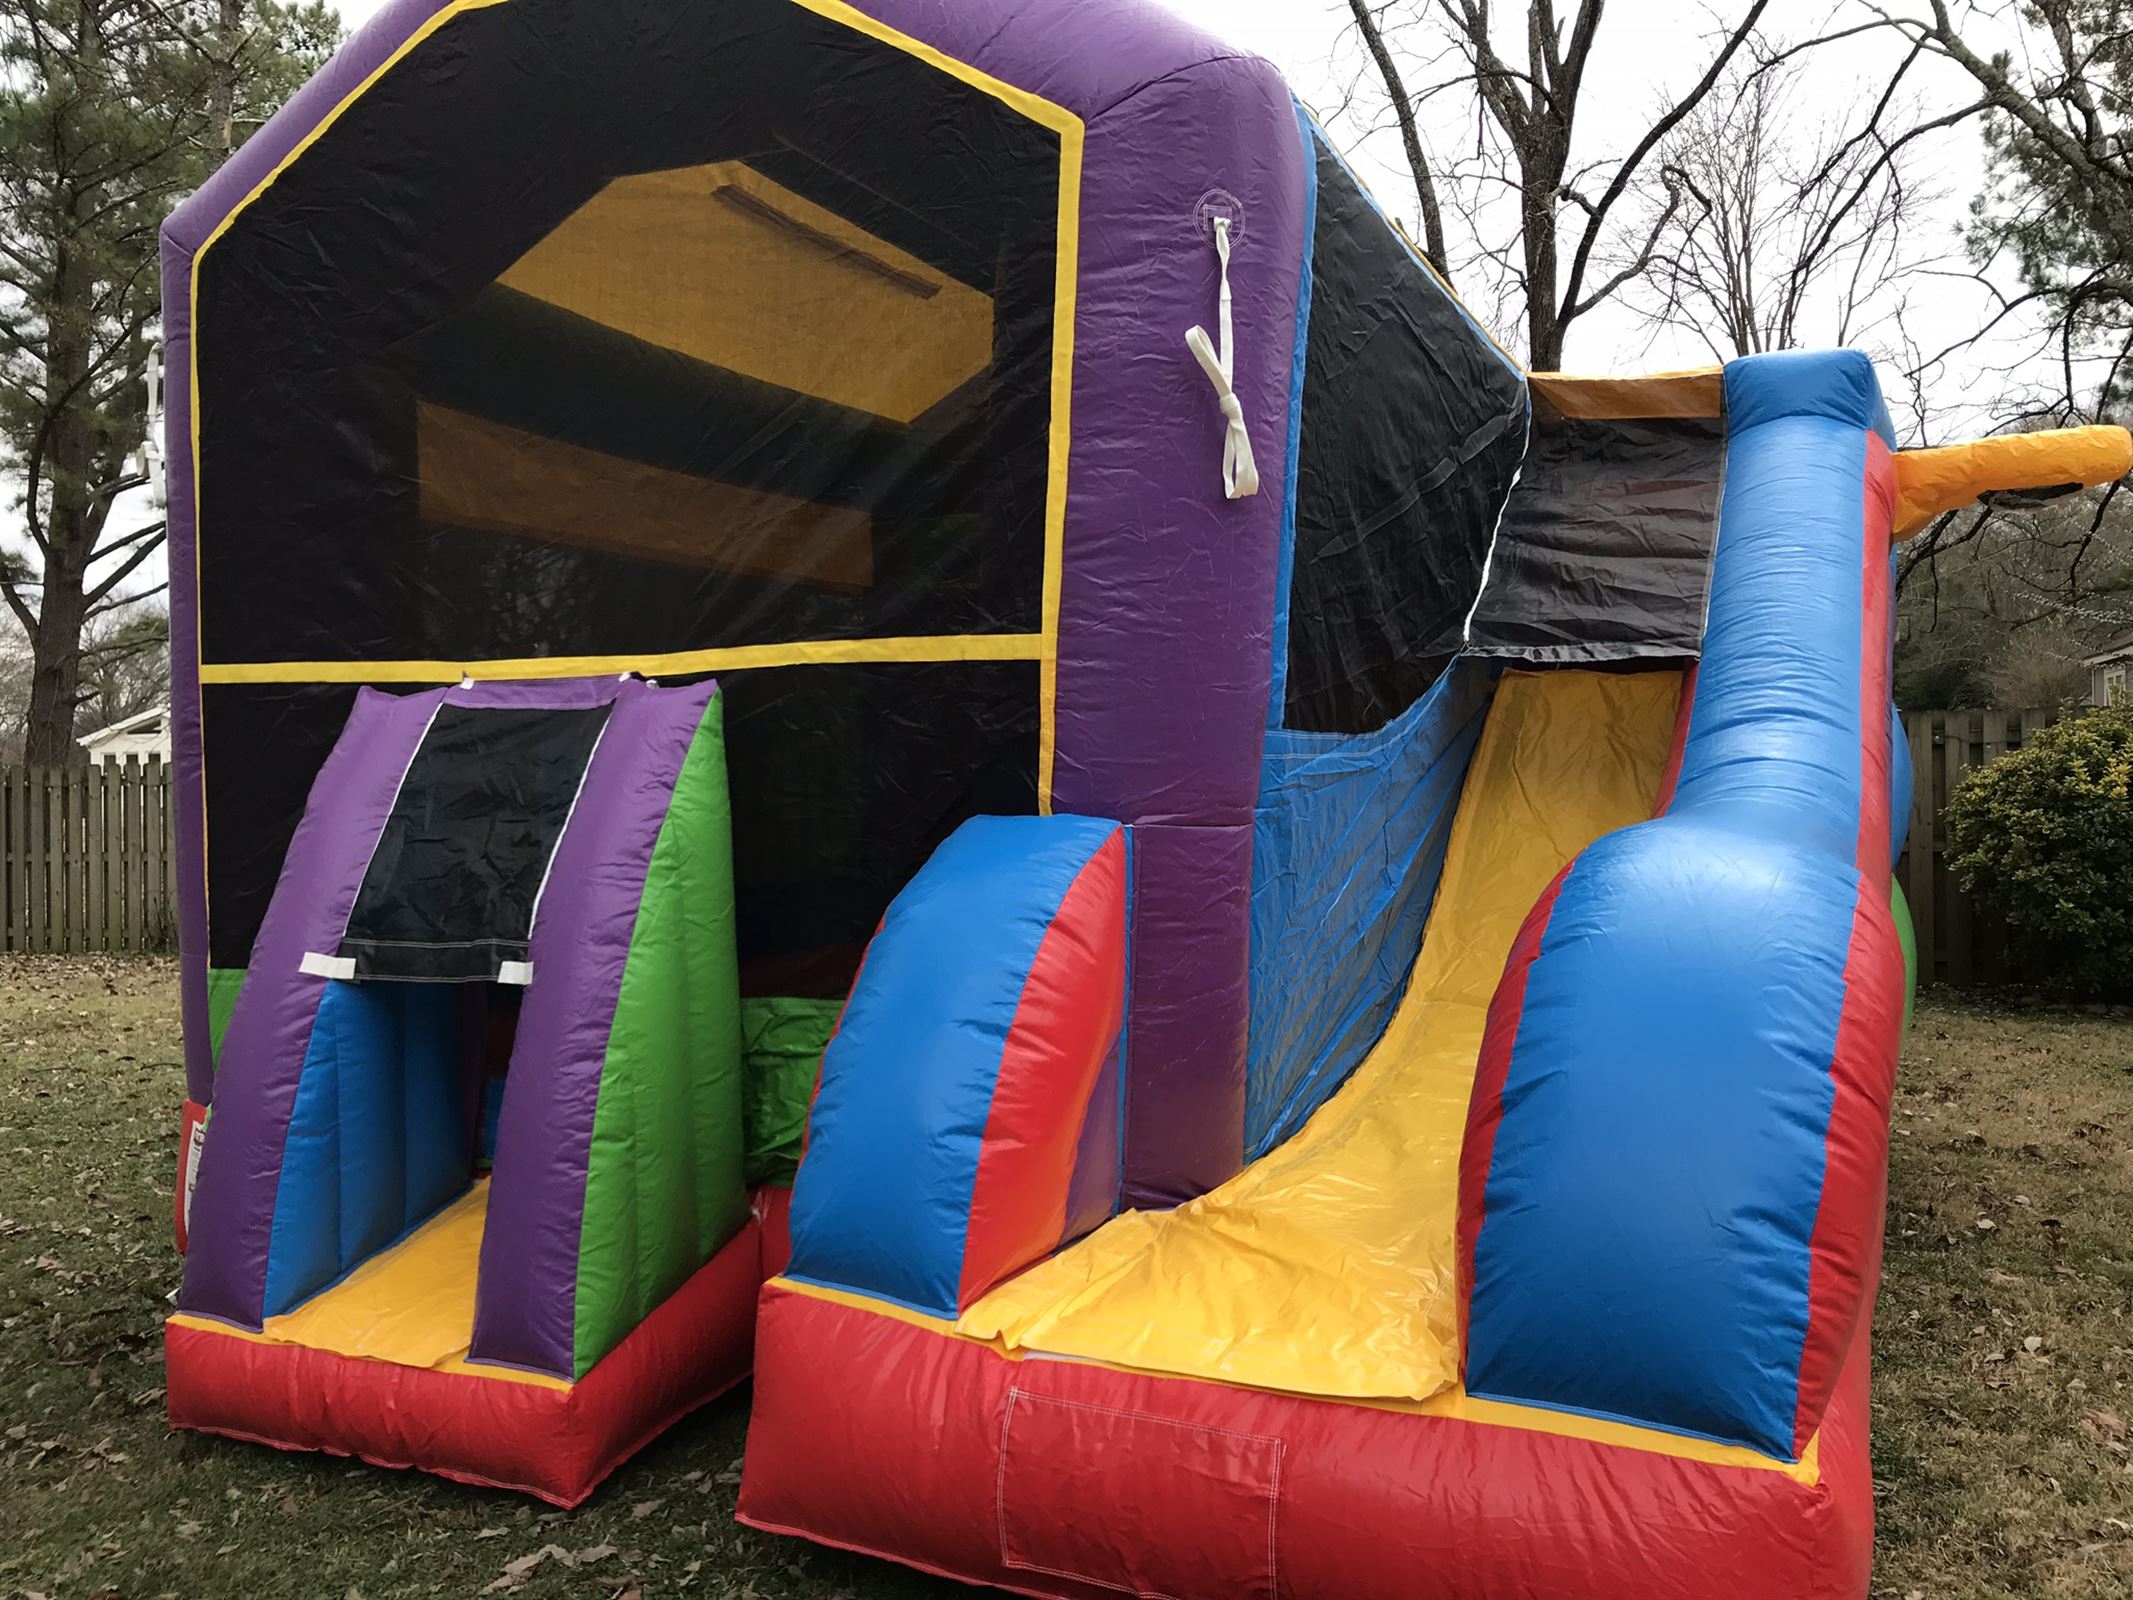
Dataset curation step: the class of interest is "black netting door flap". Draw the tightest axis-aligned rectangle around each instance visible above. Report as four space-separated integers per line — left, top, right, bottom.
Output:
339 704 610 981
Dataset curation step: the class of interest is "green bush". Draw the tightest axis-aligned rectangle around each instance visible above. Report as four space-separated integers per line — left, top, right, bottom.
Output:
1943 704 2133 999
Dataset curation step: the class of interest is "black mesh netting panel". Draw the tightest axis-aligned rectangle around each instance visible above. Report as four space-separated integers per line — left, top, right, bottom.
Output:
1282 136 1528 735
193 0 1061 666
203 665 1037 992
191 0 1059 992
339 705 609 981
1465 403 1726 662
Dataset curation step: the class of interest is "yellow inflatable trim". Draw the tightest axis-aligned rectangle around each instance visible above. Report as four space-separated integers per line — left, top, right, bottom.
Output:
1894 425 2133 539
1528 367 1725 420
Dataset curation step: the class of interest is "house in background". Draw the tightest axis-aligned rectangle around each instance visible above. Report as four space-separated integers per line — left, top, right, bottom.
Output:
78 705 171 767
2087 631 2133 707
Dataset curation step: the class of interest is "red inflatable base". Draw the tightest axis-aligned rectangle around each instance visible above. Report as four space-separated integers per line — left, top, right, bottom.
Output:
167 1218 762 1507
739 1284 1876 1600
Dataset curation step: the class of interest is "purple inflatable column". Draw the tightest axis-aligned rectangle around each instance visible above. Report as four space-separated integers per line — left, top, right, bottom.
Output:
1049 55 1306 1206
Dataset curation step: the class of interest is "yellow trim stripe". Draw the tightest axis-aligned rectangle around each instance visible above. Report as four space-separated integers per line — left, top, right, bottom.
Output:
1037 131 1083 815
786 0 1081 137
198 632 1048 686
769 1276 1821 1484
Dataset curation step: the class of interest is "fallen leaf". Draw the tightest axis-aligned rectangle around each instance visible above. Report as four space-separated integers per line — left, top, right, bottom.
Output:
483 1543 579 1593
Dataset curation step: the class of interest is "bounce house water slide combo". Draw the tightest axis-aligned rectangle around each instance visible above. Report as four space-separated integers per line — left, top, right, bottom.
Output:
158 0 2132 1592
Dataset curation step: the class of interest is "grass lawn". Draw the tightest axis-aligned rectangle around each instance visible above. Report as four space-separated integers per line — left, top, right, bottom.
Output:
3 957 2132 1598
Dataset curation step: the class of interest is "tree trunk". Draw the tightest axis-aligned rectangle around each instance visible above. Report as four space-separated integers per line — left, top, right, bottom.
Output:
23 580 86 766
20 12 106 766
1520 131 1570 370
215 0 245 159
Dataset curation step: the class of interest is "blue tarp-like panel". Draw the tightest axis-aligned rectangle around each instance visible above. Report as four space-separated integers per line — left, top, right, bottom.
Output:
1244 660 1497 1157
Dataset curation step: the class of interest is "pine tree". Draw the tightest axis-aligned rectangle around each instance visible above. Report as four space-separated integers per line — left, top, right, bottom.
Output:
0 0 336 764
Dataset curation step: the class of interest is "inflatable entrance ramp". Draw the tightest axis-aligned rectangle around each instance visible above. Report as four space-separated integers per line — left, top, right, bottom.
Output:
167 678 766 1505
157 0 2130 1579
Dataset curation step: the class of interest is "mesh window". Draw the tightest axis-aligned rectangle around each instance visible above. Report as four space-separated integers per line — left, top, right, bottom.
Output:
194 0 1062 666
202 666 1036 993
1465 395 1726 663
340 705 610 982
202 683 363 971
723 660 1039 997
1283 136 1527 735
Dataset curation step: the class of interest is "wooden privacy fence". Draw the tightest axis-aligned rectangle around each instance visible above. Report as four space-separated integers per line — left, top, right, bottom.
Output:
1898 706 2065 989
0 716 2085 974
0 759 176 955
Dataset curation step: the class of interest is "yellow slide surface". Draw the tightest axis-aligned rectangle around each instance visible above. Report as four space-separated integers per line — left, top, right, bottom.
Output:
263 1180 490 1371
962 669 1681 1401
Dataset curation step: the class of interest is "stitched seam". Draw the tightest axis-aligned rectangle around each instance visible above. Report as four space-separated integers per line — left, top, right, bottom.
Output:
994 1387 1020 1560
1000 1554 1188 1600
341 936 530 949
1267 1439 1285 1598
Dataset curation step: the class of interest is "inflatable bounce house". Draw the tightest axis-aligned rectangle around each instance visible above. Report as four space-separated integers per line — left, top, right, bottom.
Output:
156 0 2132 1584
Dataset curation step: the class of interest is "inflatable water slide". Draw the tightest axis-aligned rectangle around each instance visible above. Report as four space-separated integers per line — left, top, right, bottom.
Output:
155 0 2131 1587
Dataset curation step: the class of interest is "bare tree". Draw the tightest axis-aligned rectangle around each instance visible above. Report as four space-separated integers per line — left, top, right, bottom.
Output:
1344 1 1453 276
1857 1 2133 419
1895 476 2133 704
1622 61 1942 362
1333 0 1771 368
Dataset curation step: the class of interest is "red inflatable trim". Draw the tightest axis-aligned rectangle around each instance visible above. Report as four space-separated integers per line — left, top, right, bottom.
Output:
960 829 1127 1307
1454 860 1572 1333
168 1218 762 1506
739 1285 1876 1600
1791 431 1905 1452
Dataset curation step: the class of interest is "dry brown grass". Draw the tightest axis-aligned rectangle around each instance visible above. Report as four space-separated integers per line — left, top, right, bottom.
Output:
1874 993 2133 1597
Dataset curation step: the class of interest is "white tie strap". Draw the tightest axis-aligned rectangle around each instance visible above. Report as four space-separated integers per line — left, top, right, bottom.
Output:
1186 215 1260 500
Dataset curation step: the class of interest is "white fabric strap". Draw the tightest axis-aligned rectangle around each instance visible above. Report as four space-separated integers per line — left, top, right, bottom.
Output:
300 952 356 980
1185 216 1260 500
496 960 535 987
